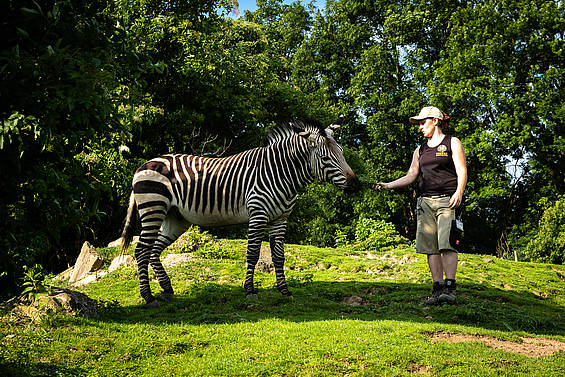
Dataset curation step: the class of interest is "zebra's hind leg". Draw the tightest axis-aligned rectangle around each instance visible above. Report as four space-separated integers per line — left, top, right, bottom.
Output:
245 212 269 298
149 245 174 302
150 209 190 302
134 243 159 307
269 219 292 297
135 201 168 307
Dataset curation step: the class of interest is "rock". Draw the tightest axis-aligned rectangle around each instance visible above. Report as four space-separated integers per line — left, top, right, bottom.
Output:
13 288 98 320
108 254 135 272
107 236 139 248
342 295 367 306
256 245 273 273
69 242 103 283
73 271 108 287
161 253 195 267
53 267 74 282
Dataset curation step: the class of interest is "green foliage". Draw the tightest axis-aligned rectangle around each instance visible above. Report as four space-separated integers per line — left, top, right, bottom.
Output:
430 0 565 254
334 229 349 247
525 196 565 264
288 183 358 247
353 218 410 251
20 265 51 302
167 226 216 254
2 0 565 305
0 0 132 299
0 112 39 151
194 244 243 260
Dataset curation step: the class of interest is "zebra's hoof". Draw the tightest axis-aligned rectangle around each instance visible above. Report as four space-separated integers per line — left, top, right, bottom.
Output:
246 293 259 300
144 299 160 309
161 293 175 302
278 286 293 297
281 291 293 298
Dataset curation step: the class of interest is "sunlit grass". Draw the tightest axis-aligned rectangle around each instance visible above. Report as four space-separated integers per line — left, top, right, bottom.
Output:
2 240 565 376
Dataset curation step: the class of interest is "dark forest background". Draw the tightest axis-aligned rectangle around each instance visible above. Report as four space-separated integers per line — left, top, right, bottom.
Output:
1 0 564 298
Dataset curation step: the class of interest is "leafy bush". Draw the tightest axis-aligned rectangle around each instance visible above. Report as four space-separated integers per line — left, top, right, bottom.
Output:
334 229 350 247
353 218 410 251
194 244 242 260
167 226 216 254
20 265 52 302
524 196 565 264
288 183 358 247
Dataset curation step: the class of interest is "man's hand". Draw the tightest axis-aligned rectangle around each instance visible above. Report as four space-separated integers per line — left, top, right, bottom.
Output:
449 192 463 208
373 182 390 191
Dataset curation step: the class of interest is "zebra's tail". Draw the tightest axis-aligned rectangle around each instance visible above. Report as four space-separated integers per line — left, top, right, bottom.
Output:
121 191 137 255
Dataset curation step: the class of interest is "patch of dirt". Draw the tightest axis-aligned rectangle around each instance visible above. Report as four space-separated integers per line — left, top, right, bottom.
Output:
552 267 565 282
407 362 431 376
365 253 415 265
358 286 390 296
161 253 196 267
256 245 273 273
427 331 565 357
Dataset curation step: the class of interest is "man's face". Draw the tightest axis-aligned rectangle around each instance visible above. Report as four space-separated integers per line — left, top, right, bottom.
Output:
418 118 438 137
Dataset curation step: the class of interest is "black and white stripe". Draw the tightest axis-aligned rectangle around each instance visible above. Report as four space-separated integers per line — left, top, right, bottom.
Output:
121 119 360 305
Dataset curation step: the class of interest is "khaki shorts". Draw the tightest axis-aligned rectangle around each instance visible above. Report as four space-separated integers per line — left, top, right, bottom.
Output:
416 196 458 254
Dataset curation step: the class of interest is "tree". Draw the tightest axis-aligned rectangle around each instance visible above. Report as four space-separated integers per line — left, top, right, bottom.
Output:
0 0 129 298
525 196 565 264
431 0 565 255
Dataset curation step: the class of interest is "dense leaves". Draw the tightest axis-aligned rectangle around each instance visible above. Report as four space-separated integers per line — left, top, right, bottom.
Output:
1 0 564 298
526 196 565 264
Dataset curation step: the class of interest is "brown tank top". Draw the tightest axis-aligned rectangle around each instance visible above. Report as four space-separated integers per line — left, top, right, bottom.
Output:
418 135 458 196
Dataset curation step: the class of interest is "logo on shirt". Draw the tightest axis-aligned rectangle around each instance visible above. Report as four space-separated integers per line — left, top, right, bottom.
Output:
436 144 448 157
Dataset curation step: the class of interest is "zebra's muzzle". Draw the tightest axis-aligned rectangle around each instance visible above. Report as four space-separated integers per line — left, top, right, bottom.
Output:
344 176 362 193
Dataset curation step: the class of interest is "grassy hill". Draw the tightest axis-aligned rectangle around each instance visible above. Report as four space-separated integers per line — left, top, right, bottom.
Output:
1 239 565 376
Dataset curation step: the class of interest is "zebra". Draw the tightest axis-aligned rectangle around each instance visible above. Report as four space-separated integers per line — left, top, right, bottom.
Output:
121 117 361 307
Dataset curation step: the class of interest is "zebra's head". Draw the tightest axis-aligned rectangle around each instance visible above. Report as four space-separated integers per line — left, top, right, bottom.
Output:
297 117 361 193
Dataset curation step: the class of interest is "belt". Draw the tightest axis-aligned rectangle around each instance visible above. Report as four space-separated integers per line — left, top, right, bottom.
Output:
421 193 452 198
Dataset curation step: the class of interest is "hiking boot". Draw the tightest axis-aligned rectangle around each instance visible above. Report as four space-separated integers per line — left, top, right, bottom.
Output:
439 279 457 304
439 289 456 304
425 281 445 305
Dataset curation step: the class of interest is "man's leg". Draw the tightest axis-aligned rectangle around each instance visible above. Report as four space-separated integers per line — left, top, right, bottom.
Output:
441 251 458 279
439 250 458 304
427 254 444 281
425 254 445 305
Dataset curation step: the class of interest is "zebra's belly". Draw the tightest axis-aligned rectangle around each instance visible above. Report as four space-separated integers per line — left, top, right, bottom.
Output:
176 208 250 227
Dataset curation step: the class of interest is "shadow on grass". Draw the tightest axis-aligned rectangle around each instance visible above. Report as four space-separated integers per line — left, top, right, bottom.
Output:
0 362 86 377
93 281 565 336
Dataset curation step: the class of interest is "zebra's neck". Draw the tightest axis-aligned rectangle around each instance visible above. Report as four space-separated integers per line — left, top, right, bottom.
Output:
258 137 314 194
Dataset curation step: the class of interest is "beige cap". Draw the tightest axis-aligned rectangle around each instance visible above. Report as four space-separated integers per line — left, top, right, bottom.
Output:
409 106 444 123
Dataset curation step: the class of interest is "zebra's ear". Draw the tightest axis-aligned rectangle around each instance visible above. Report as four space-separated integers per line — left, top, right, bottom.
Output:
328 115 344 131
326 115 344 137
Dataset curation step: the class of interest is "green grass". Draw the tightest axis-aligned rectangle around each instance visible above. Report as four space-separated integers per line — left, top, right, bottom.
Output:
2 239 565 376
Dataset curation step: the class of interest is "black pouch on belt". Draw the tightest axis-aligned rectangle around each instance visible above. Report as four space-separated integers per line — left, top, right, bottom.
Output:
449 206 464 250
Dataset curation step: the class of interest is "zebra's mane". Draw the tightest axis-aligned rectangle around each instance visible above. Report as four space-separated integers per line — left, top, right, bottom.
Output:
264 119 326 146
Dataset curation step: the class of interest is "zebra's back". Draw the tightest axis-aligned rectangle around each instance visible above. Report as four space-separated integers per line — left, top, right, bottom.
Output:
132 153 256 227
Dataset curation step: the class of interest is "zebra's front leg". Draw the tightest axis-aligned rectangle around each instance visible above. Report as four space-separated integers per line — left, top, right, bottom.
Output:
269 219 292 297
245 213 268 298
